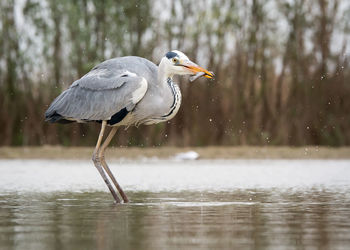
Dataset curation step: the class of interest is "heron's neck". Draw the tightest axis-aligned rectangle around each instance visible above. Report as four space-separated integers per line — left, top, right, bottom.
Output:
158 59 173 85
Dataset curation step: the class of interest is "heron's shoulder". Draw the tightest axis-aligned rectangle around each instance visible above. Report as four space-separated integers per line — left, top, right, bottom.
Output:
95 56 157 72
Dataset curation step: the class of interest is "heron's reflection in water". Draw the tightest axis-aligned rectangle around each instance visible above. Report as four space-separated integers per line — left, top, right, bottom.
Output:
2 190 349 250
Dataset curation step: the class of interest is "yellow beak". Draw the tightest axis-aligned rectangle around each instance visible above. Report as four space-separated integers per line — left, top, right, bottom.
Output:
181 61 214 79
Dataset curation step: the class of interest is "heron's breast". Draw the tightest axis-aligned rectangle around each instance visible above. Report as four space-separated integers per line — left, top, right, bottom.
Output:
141 80 182 125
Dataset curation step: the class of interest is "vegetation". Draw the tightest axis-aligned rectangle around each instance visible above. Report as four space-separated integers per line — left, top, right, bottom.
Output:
0 0 349 146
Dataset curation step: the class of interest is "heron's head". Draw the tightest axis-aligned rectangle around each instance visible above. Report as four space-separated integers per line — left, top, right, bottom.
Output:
160 50 213 79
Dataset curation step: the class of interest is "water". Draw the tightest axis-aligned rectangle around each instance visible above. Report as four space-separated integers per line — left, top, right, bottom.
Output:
1 159 350 250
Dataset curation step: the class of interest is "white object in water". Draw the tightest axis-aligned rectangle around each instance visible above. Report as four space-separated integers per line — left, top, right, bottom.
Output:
173 151 199 160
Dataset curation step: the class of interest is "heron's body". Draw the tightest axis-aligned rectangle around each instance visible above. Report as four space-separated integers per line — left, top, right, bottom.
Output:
45 50 213 203
46 56 181 127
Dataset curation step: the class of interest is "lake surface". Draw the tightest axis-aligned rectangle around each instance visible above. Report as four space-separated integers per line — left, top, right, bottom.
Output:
0 159 350 250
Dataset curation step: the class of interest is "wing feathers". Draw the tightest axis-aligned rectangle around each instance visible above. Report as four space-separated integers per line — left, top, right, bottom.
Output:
45 71 148 122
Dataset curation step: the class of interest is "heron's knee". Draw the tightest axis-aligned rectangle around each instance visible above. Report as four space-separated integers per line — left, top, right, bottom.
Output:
92 152 99 163
97 150 105 161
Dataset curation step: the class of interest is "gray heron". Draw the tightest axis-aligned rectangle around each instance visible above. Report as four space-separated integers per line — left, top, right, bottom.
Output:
45 50 213 203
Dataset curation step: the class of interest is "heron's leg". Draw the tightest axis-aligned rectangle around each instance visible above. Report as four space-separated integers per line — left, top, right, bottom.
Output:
92 121 121 203
99 127 129 203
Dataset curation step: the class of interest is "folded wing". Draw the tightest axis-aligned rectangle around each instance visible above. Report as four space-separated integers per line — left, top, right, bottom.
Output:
45 65 148 124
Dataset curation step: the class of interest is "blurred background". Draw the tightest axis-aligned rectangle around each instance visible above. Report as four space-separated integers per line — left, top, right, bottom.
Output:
0 0 349 147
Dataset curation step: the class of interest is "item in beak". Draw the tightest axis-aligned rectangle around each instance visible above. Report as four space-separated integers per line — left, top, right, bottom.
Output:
189 71 214 82
189 72 205 82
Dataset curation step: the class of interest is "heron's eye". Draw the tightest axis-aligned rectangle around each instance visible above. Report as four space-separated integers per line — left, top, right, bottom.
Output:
172 58 178 64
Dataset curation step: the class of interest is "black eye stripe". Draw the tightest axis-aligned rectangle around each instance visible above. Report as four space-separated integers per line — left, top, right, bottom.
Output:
166 51 178 59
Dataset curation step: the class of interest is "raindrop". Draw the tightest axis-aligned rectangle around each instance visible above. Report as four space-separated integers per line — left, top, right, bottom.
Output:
209 118 212 122
306 126 310 130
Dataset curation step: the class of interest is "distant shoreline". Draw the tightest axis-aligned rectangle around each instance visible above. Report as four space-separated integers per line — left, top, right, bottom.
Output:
0 146 349 160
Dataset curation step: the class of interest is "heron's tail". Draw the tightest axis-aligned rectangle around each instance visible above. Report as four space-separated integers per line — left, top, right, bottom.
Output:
45 89 75 124
45 110 74 124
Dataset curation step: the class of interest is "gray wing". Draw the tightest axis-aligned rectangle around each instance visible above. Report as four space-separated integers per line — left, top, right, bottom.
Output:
45 64 148 122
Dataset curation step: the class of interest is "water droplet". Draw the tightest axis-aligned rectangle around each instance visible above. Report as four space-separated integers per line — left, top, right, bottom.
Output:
209 118 212 122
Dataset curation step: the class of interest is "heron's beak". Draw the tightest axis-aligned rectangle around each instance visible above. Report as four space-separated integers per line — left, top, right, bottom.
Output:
181 60 214 79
